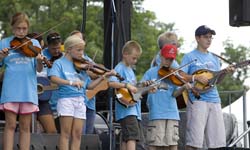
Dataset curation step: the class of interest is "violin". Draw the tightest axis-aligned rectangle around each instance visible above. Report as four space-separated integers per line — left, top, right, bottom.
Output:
158 66 200 99
49 52 63 64
73 57 124 81
10 37 52 68
10 37 42 57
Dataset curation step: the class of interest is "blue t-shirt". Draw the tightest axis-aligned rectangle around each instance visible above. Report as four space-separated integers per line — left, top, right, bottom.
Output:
180 49 221 103
37 48 62 111
83 54 96 110
48 56 91 99
109 62 141 121
0 36 41 105
141 66 180 121
151 50 179 68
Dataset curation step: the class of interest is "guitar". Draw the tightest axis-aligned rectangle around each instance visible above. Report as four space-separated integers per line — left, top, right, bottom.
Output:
192 59 250 93
115 81 167 108
176 90 189 109
37 77 58 101
86 79 109 100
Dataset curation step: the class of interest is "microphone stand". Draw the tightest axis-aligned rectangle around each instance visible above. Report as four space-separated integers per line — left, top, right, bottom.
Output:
109 0 116 150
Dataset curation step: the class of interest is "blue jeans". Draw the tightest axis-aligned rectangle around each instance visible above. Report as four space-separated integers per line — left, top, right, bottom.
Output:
83 107 96 134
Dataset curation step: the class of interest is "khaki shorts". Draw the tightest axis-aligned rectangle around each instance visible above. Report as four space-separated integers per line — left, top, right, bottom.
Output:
146 119 179 146
186 100 226 148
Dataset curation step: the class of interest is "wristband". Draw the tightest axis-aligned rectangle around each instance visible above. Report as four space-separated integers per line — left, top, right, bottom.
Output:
69 80 73 86
192 75 196 82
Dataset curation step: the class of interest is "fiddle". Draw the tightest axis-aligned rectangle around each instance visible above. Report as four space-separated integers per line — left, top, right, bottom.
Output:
158 66 200 99
49 52 63 64
73 57 124 81
10 37 52 68
10 37 42 57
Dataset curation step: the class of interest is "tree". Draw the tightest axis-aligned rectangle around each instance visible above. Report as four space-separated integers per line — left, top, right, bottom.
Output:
218 39 250 107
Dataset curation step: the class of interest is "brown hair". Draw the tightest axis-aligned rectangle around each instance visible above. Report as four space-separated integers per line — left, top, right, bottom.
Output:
122 40 142 55
11 12 29 28
70 30 86 40
46 32 61 45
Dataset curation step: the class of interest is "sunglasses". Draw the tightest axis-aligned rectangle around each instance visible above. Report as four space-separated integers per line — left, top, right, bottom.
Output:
47 35 61 42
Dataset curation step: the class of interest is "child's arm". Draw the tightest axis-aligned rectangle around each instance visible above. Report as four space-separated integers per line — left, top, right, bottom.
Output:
50 75 83 89
172 83 191 97
109 81 138 93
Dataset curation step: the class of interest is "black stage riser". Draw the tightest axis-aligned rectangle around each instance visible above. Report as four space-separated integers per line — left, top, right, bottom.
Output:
0 132 101 150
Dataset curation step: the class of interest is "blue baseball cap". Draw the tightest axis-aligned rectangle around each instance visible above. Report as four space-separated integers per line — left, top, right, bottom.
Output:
195 25 216 36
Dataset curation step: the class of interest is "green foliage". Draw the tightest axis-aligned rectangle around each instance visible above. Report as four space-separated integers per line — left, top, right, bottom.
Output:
218 40 250 107
131 3 176 78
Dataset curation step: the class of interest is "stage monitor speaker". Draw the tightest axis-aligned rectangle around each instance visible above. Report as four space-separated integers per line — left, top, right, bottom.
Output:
229 0 250 27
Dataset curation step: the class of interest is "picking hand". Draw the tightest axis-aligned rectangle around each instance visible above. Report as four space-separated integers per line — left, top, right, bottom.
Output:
194 74 209 85
72 81 83 89
0 48 9 58
225 65 235 73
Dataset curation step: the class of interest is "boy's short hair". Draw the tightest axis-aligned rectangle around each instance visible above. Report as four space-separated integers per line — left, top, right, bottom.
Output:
122 40 142 55
157 32 178 49
47 32 61 45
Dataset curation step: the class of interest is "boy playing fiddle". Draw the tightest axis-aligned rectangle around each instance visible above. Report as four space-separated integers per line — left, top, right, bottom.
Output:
109 40 143 150
141 44 191 150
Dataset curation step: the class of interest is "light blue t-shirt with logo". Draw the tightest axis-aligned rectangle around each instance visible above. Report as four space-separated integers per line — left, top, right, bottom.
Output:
48 56 91 99
0 36 41 105
141 66 180 121
181 49 221 103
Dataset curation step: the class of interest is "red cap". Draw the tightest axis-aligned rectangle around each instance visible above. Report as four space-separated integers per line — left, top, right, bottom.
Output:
161 44 177 59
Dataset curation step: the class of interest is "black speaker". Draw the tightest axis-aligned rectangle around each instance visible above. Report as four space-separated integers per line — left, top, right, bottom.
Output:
229 0 250 27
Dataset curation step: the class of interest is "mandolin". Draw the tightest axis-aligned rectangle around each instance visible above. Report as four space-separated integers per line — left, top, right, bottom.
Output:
115 81 167 108
192 59 250 93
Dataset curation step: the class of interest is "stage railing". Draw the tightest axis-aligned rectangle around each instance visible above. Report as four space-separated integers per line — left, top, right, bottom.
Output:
220 88 248 148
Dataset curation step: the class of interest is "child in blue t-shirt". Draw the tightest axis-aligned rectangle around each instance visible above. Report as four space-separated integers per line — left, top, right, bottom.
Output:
141 44 191 150
109 40 143 150
0 12 44 150
48 35 115 150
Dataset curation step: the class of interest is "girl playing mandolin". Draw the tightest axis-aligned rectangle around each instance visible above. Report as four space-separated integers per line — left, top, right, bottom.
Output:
0 12 44 150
